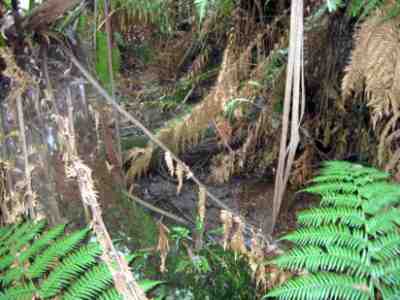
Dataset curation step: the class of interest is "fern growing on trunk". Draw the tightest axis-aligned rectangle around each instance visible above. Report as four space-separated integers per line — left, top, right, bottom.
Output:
0 222 161 299
266 161 400 300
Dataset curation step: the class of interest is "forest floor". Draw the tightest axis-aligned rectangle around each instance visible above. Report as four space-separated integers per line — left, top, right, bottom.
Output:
115 50 317 244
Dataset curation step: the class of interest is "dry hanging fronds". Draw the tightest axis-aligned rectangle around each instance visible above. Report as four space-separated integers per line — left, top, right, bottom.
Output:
230 216 247 255
156 222 170 273
162 151 187 194
290 145 314 187
164 151 175 176
378 113 399 166
342 8 400 126
220 210 233 250
220 210 247 255
248 231 267 291
342 8 400 172
210 152 236 184
127 34 259 179
126 145 154 179
175 163 185 194
197 186 207 223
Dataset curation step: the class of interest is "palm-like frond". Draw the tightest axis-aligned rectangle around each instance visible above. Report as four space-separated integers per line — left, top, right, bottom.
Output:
0 220 162 300
274 246 370 278
266 273 370 300
281 225 367 251
297 207 364 227
18 223 65 263
62 263 114 300
320 194 361 208
98 287 123 300
38 243 102 299
267 161 400 300
27 228 90 279
370 234 400 261
0 283 36 300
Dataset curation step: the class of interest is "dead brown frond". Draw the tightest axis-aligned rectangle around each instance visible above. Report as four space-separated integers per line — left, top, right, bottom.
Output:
342 9 400 126
220 210 233 250
198 186 206 222
220 210 247 255
185 47 211 84
248 230 267 290
209 152 236 184
127 35 245 179
377 113 399 166
342 8 400 171
156 222 170 273
126 145 154 178
290 144 315 188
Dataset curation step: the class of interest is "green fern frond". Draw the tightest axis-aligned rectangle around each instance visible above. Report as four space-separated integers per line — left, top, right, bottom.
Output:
310 173 353 183
268 161 400 300
0 244 10 257
273 246 369 277
0 283 36 300
0 221 158 299
360 183 400 214
18 223 66 264
3 222 33 246
281 225 367 251
370 234 400 261
27 227 90 279
0 224 16 244
321 160 356 170
320 194 361 208
0 225 10 240
38 243 102 299
372 258 400 286
379 286 400 300
0 266 24 286
353 172 389 186
266 273 370 300
297 207 364 227
62 263 114 300
98 288 122 300
0 255 14 272
304 182 358 196
11 221 46 253
365 209 400 236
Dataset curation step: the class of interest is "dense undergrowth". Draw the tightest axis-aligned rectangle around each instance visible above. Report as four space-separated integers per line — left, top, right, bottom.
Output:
2 161 399 300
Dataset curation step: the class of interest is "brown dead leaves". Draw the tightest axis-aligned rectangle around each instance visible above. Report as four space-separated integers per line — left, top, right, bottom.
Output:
156 222 170 273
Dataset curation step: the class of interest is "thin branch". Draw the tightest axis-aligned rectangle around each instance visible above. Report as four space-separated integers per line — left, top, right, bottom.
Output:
123 191 189 225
